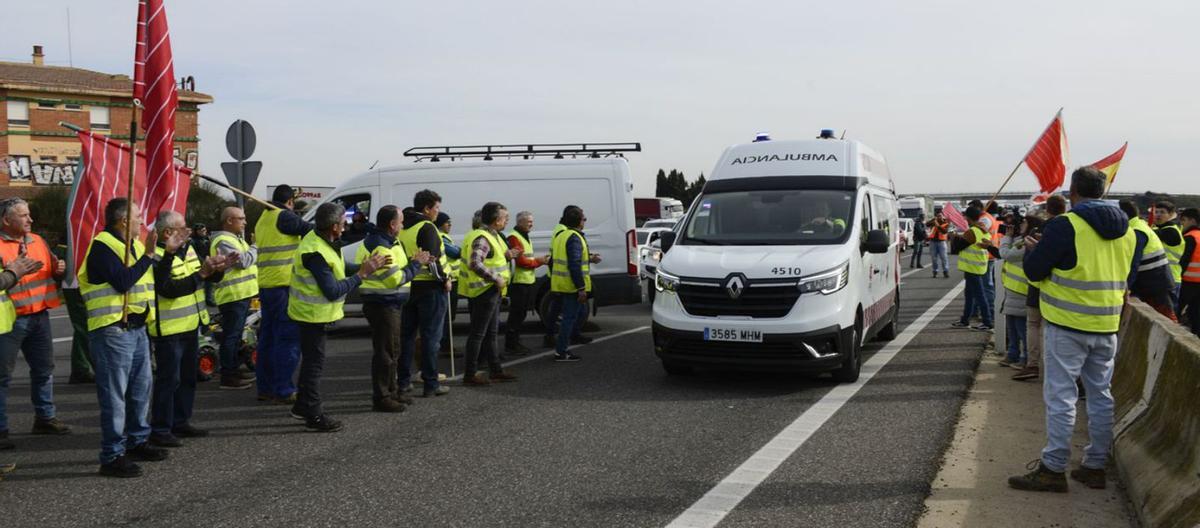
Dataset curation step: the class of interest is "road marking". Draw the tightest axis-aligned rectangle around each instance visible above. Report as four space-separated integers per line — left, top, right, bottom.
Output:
447 325 651 381
665 283 965 528
53 337 71 343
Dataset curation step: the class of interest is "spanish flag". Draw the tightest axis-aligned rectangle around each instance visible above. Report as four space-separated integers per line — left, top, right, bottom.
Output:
1091 142 1128 191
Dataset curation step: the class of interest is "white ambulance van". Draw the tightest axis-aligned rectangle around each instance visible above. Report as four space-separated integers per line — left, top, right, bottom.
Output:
652 134 900 382
307 143 643 321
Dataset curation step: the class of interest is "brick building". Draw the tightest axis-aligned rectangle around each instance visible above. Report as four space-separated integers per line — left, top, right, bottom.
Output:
0 45 212 194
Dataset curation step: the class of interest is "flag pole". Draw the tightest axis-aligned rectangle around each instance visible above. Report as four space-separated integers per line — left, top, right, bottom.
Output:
987 107 1064 205
120 101 143 323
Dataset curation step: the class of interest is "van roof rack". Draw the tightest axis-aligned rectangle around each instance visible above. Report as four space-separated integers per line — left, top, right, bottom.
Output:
403 142 641 162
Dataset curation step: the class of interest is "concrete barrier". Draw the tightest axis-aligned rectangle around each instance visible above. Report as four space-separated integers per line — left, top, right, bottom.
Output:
1112 299 1200 528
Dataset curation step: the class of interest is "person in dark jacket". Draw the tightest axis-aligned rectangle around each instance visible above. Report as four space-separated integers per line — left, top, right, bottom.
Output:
1153 200 1185 316
398 191 452 398
255 185 314 402
1012 195 1067 382
551 206 600 362
360 206 429 412
1118 200 1178 321
1178 208 1200 335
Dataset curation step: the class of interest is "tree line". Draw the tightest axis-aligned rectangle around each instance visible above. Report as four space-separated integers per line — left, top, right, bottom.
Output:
654 169 706 207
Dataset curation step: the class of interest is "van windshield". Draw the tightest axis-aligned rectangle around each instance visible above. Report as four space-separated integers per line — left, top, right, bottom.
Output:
682 189 855 246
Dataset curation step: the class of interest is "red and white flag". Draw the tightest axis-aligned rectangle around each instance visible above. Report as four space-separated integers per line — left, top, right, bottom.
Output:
1023 109 1070 194
943 202 968 231
134 0 186 217
65 131 191 278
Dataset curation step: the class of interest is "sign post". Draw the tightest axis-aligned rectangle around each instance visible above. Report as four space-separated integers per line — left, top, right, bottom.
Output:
221 119 262 208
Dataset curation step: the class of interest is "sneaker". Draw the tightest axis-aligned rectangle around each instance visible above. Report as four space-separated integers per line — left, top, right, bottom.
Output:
932 271 939 278
950 321 971 328
171 424 209 438
970 324 994 333
1069 466 1107 489
0 430 13 450
219 375 253 390
570 335 594 345
148 433 183 448
542 335 557 348
237 370 257 381
422 385 450 398
463 373 491 387
289 404 308 421
304 415 344 433
1012 366 1040 381
1008 460 1068 493
943 272 951 278
127 443 169 462
371 398 407 413
99 455 143 478
490 371 518 383
31 417 71 435
554 353 581 362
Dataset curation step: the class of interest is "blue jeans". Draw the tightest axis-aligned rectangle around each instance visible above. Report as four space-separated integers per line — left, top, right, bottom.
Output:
90 324 152 464
218 299 250 376
959 272 992 327
1041 323 1117 472
399 289 446 391
980 260 996 319
257 287 299 398
555 293 588 354
930 241 949 274
151 333 198 435
909 241 925 267
1004 314 1027 363
0 311 56 431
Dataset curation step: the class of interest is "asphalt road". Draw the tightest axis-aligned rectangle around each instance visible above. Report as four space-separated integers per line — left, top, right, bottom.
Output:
0 265 989 527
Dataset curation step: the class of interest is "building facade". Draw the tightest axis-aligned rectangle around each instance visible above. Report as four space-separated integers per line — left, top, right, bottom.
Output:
0 45 212 191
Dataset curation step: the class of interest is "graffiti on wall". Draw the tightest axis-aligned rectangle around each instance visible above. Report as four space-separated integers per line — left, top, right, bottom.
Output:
3 156 77 185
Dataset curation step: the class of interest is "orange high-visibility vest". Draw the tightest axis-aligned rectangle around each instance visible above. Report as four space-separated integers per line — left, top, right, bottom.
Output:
1184 230 1200 284
0 233 62 315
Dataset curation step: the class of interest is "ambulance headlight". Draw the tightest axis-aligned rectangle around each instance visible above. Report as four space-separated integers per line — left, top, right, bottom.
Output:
655 270 680 293
798 262 850 295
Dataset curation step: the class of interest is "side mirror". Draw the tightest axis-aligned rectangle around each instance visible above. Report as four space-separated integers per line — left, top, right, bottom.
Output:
648 231 660 244
660 231 677 253
862 229 890 254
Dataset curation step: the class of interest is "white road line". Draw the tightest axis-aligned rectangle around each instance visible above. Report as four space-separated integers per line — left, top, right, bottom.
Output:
900 267 927 279
446 325 651 381
665 283 965 528
53 336 72 343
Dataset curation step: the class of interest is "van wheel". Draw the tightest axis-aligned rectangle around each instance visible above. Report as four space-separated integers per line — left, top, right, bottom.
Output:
832 322 862 383
662 360 694 376
876 292 900 341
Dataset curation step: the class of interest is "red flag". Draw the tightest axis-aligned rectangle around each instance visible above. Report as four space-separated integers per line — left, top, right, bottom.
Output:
943 202 968 231
65 131 191 278
1023 110 1069 193
133 0 185 216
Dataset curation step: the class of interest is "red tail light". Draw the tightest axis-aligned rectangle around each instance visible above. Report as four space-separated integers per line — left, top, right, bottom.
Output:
626 229 638 275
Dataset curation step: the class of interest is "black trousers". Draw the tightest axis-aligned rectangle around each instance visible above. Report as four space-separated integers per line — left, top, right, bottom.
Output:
363 302 403 403
294 322 328 419
464 287 502 377
1182 283 1200 336
504 283 535 347
910 241 925 267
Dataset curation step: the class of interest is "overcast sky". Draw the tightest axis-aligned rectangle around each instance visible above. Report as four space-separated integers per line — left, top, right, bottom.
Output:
5 1 1197 198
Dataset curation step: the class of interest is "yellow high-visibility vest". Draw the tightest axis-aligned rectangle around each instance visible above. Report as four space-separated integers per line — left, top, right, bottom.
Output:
458 229 511 298
355 237 411 297
1159 223 1185 284
1038 213 1135 333
550 229 591 293
1129 218 1170 275
210 231 259 305
1001 260 1029 296
78 231 155 331
287 231 346 324
398 219 447 282
510 232 536 285
255 209 302 288
148 246 210 337
957 226 990 275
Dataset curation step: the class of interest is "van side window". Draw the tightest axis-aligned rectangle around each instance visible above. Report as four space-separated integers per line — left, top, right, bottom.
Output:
330 193 372 244
872 194 891 236
860 194 872 236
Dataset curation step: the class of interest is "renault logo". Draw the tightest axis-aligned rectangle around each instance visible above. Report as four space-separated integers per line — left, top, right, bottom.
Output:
725 274 746 299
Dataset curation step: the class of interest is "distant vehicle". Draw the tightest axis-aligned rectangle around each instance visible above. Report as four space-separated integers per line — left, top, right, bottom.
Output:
898 196 931 220
898 218 914 252
642 218 679 230
652 132 901 383
308 142 643 324
635 197 685 226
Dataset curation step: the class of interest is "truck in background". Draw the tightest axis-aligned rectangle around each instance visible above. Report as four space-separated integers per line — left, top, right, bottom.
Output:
635 197 685 226
898 196 932 220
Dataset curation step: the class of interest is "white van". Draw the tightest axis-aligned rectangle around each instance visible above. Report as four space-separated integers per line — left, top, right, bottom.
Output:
651 135 900 382
310 143 643 320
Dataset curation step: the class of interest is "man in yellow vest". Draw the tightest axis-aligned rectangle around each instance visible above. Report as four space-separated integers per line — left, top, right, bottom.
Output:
399 190 453 398
1009 167 1142 493
147 211 229 448
1118 200 1178 321
997 214 1039 368
211 207 258 391
357 205 429 412
81 198 167 478
504 210 548 356
287 203 387 432
0 253 43 451
550 205 600 362
1153 200 1185 316
0 197 71 444
254 185 313 404
460 202 522 385
950 206 994 331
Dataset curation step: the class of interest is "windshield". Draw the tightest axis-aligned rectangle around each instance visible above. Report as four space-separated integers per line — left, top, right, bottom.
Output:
636 231 651 245
644 219 676 229
682 189 855 246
